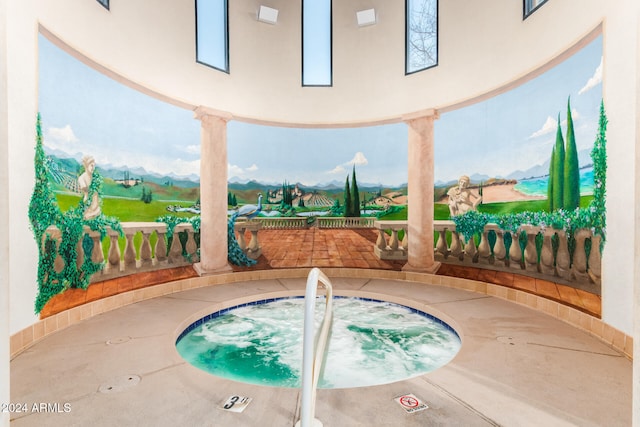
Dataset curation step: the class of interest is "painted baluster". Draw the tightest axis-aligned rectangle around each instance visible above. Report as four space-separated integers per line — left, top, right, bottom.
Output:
185 229 198 263
555 230 572 280
493 230 507 267
236 225 247 251
90 232 104 265
168 230 184 263
155 230 167 264
539 230 555 275
464 235 477 263
401 229 408 251
376 230 387 250
108 233 121 272
509 231 522 270
572 228 590 282
450 231 463 261
523 229 539 272
388 229 399 251
123 231 137 270
477 230 491 264
247 227 261 258
588 234 602 285
435 229 448 258
139 231 152 267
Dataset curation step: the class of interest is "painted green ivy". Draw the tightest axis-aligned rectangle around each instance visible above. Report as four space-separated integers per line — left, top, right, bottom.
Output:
28 113 122 313
156 214 256 267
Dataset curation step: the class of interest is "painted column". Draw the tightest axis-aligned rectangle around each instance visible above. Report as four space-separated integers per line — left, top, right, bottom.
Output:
402 111 441 274
193 107 232 275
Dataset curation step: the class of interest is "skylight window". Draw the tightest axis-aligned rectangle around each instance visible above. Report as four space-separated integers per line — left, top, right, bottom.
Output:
302 0 332 86
196 0 229 73
406 0 438 75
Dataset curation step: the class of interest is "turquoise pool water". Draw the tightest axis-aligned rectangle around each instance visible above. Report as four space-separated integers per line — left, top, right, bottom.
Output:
514 167 594 196
176 297 461 389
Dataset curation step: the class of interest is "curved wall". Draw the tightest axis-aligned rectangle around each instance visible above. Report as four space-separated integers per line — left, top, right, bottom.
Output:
4 0 637 340
37 0 606 125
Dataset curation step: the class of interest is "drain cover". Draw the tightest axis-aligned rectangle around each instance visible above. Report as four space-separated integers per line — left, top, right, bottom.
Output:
98 375 141 393
106 337 131 345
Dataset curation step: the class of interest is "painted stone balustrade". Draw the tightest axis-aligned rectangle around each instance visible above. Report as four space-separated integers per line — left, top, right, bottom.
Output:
44 217 601 290
43 222 200 284
317 217 376 228
234 220 262 259
374 220 602 287
373 220 408 260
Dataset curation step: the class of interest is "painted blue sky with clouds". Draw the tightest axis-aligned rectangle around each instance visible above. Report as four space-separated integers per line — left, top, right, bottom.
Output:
38 33 602 187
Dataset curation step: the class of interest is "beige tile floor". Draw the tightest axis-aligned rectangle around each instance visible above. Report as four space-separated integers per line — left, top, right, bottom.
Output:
10 276 631 426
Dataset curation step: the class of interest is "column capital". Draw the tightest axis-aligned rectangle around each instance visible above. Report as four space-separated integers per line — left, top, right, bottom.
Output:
401 108 440 123
194 106 234 124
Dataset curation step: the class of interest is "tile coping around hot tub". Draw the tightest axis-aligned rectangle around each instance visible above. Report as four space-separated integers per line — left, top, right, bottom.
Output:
174 295 462 346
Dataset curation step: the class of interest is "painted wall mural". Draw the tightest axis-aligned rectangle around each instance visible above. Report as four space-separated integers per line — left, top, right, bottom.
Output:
434 36 603 217
34 31 604 313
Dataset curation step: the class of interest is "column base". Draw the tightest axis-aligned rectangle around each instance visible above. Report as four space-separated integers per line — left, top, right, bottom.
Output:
402 261 442 275
193 262 233 276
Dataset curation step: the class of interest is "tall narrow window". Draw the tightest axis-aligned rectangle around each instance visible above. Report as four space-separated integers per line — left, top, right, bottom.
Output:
96 0 109 10
406 0 438 75
196 0 229 73
524 0 548 19
302 0 332 86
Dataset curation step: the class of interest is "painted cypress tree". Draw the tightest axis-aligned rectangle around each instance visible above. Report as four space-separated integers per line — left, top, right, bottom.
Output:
344 175 352 217
563 97 580 210
590 99 607 243
547 145 555 211
551 113 565 210
350 166 361 217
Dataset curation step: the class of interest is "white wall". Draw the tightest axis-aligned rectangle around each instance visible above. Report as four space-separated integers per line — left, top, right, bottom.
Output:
4 0 637 338
7 0 39 338
1 0 10 424
600 1 639 334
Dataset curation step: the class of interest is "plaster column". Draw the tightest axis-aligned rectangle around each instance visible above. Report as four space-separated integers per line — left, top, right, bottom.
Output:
633 3 640 425
402 110 441 274
193 107 232 275
0 0 9 424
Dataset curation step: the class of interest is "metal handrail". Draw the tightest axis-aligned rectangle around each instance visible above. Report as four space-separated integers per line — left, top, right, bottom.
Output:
296 268 334 427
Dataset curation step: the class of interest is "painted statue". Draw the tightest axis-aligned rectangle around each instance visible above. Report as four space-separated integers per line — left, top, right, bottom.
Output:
447 175 482 217
78 155 101 219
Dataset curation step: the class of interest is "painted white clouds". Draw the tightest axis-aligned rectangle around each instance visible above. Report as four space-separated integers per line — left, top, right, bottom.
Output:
45 125 79 150
328 151 369 175
44 124 200 177
228 163 259 177
579 56 603 95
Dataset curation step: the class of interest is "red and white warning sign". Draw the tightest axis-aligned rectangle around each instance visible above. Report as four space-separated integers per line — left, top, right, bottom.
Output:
394 393 429 413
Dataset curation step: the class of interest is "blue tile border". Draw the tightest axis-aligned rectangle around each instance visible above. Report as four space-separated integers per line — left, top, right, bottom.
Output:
176 295 460 344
